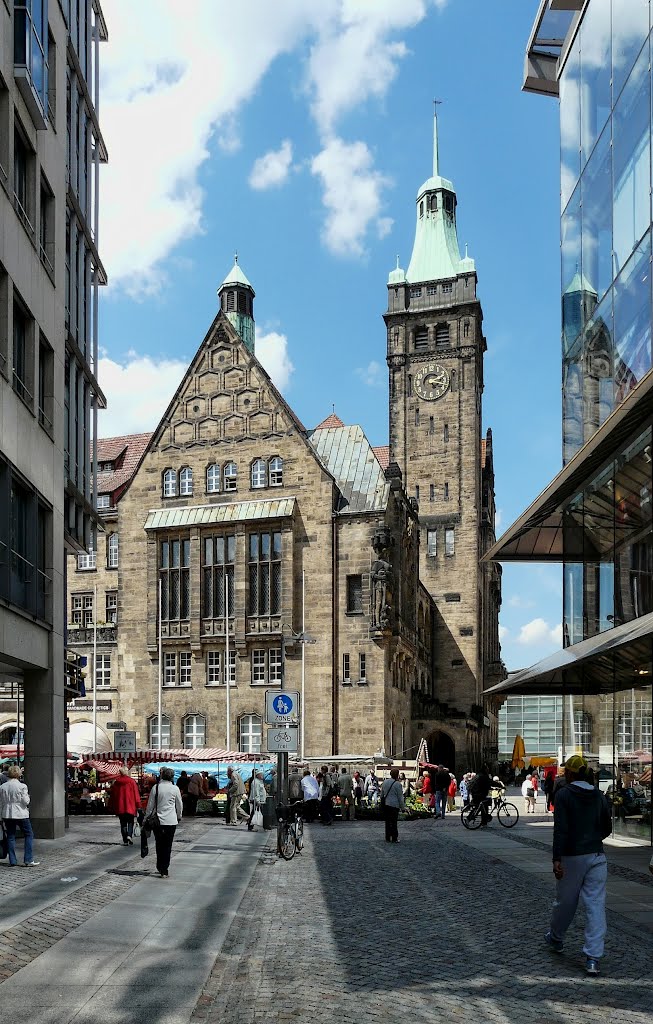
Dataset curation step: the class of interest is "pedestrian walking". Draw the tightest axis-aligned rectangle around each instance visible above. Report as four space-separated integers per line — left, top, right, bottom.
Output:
247 771 266 831
545 755 612 975
352 770 364 809
318 766 334 824
381 768 405 843
301 769 319 822
522 774 536 813
338 766 354 820
418 769 432 812
364 768 381 807
447 774 457 812
144 767 183 878
0 766 39 866
459 774 470 808
468 765 492 827
186 771 207 816
532 771 539 810
226 767 248 825
543 770 555 813
434 765 450 818
108 767 141 845
400 772 412 800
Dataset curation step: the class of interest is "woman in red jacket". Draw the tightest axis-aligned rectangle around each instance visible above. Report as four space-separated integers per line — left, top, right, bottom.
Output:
108 767 141 845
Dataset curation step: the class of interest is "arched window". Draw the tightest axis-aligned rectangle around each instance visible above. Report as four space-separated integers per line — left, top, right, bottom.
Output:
269 457 283 487
183 714 206 749
239 713 262 754
163 469 177 498
251 458 267 489
107 533 119 569
179 467 193 496
573 711 592 750
149 714 170 749
224 462 237 492
206 463 221 493
419 200 424 218
435 323 450 347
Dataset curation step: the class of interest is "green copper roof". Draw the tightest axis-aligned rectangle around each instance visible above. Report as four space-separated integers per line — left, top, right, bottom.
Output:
564 269 597 296
220 258 254 291
144 497 295 531
387 255 407 286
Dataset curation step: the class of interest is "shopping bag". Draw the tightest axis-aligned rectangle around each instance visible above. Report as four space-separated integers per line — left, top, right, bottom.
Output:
140 829 149 859
252 808 263 829
133 820 141 838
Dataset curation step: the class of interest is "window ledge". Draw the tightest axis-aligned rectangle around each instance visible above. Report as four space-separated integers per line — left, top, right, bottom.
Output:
345 610 364 617
250 682 281 687
162 684 193 689
204 683 236 688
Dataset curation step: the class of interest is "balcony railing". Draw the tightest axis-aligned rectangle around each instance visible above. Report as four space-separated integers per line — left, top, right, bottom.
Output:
67 624 117 644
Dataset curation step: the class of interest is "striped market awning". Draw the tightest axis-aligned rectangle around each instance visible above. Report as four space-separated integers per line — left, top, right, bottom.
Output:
81 749 265 764
143 497 296 531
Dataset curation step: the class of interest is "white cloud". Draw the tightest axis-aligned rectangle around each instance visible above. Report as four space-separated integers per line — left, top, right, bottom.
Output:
249 140 294 190
507 594 535 609
498 625 509 641
311 138 393 257
516 618 562 648
355 359 385 389
99 0 449 292
495 507 503 532
256 330 295 393
98 352 188 436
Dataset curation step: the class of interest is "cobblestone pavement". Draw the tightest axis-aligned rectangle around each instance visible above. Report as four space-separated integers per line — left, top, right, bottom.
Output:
193 818 653 1024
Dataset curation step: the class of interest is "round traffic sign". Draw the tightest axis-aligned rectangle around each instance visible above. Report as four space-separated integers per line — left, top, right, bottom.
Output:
272 694 294 715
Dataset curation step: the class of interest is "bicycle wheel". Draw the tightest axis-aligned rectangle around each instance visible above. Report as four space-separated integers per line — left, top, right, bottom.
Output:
280 823 296 860
294 817 304 852
497 801 519 828
461 805 482 830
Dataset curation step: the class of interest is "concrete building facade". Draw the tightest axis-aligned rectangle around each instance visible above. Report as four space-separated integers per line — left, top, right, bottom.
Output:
0 0 106 835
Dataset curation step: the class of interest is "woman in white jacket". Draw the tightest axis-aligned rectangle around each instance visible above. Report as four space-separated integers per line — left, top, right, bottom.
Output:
0 766 39 866
247 772 266 831
145 767 183 878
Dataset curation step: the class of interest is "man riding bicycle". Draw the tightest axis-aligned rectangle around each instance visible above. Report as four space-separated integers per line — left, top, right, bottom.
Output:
468 765 492 827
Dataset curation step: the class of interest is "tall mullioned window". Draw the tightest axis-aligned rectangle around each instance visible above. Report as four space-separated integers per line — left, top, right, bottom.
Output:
14 0 49 118
203 534 236 621
248 531 282 616
160 537 190 621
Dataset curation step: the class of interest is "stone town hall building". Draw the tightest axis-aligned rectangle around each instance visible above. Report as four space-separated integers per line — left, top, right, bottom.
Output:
57 133 505 770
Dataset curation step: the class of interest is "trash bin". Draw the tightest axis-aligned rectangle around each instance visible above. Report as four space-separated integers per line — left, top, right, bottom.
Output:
262 795 276 831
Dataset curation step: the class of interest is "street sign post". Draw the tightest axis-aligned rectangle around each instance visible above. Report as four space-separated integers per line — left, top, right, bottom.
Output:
266 726 299 753
265 690 300 724
107 721 127 731
113 730 136 753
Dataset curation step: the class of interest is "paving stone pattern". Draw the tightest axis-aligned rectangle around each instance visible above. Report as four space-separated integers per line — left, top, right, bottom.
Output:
497 828 653 889
193 819 653 1024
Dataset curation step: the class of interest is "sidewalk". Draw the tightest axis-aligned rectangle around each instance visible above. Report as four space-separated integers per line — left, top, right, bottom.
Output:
0 817 272 1024
194 812 653 1024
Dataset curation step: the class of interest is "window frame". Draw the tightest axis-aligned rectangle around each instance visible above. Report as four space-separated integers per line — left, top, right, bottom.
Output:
206 649 236 686
239 713 262 754
445 527 455 557
183 713 206 749
105 590 117 624
248 531 282 618
179 466 193 496
223 462 237 492
251 458 267 489
427 529 437 557
162 468 177 498
342 653 351 682
148 713 171 750
346 574 363 614
94 652 111 689
269 456 283 487
107 532 118 569
206 463 221 494
250 648 282 686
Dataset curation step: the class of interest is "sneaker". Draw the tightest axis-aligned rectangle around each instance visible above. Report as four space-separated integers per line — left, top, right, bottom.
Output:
585 958 600 976
127 837 134 845
23 861 40 867
545 932 564 954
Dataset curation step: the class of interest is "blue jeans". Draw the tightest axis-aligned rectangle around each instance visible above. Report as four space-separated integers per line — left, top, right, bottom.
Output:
435 791 447 817
550 853 607 959
4 818 34 865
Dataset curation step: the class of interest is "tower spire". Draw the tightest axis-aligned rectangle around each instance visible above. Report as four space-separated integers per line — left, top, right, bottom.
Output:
433 98 442 176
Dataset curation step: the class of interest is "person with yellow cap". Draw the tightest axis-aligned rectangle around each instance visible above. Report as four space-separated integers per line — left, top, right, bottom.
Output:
545 754 612 976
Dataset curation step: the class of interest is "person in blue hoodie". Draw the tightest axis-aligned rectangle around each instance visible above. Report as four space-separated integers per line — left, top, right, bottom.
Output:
545 754 612 976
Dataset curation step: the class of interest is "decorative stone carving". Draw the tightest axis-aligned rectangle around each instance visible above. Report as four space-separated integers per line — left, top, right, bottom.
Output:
371 528 394 631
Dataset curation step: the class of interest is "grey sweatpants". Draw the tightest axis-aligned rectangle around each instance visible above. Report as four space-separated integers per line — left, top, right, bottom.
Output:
549 852 607 959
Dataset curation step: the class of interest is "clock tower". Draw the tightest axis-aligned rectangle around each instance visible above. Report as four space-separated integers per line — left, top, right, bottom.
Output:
384 112 504 768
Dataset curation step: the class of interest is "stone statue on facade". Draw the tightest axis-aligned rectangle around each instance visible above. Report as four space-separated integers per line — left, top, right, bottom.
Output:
371 528 394 630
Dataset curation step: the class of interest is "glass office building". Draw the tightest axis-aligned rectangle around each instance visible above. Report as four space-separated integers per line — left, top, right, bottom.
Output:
487 1 652 845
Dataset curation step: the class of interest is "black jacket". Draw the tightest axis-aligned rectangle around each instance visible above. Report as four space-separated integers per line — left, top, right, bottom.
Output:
435 769 450 791
552 782 611 860
469 773 491 800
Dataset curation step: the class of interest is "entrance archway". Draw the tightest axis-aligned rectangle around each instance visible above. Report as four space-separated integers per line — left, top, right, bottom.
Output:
428 731 455 770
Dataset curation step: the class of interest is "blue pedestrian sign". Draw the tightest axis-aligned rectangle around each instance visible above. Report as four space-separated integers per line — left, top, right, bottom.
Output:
265 690 300 725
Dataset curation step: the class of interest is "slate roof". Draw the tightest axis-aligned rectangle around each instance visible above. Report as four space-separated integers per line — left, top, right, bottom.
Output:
309 425 389 514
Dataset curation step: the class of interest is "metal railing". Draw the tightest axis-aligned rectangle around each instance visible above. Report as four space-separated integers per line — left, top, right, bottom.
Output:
13 193 35 237
12 369 33 404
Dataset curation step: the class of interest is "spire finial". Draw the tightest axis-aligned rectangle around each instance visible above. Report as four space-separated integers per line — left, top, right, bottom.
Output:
465 243 469 258
396 254 400 269
433 98 442 176
234 251 238 264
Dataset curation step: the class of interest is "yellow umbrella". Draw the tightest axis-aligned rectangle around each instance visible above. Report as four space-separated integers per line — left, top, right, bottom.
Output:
511 734 526 769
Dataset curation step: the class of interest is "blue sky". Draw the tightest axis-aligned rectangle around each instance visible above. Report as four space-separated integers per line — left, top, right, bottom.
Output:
98 0 564 670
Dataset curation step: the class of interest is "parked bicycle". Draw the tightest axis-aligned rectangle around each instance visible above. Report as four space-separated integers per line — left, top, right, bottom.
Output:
275 801 304 860
461 795 519 830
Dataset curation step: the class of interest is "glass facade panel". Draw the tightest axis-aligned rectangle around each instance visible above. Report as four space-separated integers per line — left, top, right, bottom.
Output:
612 0 650 108
579 0 611 164
613 234 652 401
560 32 581 210
612 45 651 274
581 124 612 302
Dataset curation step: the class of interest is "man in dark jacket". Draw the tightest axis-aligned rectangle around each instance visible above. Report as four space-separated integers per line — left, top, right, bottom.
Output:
434 765 451 819
468 765 492 826
545 754 612 976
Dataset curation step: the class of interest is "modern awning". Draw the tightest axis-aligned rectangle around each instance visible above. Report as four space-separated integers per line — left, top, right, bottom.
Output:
144 496 296 531
484 611 653 697
484 369 653 562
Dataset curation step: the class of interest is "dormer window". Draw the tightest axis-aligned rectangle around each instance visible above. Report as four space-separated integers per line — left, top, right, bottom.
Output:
163 469 177 498
179 467 193 496
96 494 110 510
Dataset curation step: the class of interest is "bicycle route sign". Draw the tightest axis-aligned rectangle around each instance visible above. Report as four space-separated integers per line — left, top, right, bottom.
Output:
265 690 300 725
266 726 299 753
113 730 136 753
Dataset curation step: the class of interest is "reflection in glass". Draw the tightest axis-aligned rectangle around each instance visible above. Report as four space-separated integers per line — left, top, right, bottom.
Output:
561 183 581 299
580 0 611 165
612 0 650 103
562 336 583 462
613 44 651 273
582 289 614 447
614 427 653 625
560 34 581 210
563 562 584 646
614 234 652 402
581 124 612 301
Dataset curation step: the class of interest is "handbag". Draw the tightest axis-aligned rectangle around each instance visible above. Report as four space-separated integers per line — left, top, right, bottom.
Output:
380 780 399 812
527 787 535 798
144 783 161 831
133 820 141 838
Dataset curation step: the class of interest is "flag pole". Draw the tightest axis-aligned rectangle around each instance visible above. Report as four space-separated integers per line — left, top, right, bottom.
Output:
301 570 306 761
93 582 98 752
158 578 163 749
225 574 231 750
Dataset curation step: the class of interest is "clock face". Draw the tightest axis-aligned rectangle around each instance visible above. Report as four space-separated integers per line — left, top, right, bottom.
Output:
414 363 450 401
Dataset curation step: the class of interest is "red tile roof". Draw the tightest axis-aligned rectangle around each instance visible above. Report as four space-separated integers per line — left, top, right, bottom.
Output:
95 432 153 498
313 413 345 430
372 445 390 470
